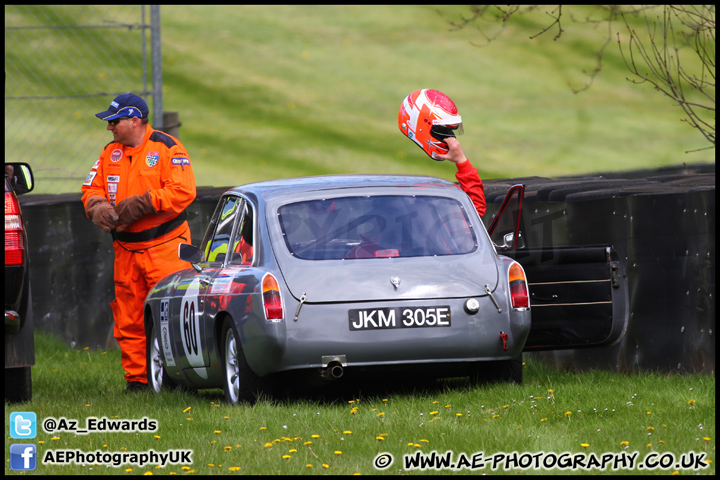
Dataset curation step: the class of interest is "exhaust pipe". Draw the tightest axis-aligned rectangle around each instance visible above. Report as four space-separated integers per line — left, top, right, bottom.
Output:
320 361 344 381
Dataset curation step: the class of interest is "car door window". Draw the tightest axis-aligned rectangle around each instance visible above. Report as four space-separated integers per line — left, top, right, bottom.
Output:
230 202 254 265
201 196 242 264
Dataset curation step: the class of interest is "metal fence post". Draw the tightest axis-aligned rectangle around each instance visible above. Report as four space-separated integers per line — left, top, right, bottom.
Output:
151 5 163 131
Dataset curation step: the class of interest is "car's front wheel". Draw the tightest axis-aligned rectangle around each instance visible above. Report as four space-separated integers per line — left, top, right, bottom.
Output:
146 322 179 393
220 317 260 404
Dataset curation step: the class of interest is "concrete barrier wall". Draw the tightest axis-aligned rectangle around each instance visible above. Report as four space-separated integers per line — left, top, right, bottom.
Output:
19 165 714 373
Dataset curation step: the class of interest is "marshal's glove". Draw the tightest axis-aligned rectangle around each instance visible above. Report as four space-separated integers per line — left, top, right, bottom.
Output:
115 190 158 232
85 196 119 233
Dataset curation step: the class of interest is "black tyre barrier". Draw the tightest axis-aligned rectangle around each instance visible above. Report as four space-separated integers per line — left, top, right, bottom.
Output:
19 163 714 373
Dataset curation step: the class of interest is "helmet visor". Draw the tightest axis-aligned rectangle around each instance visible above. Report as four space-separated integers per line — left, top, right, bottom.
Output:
430 123 464 140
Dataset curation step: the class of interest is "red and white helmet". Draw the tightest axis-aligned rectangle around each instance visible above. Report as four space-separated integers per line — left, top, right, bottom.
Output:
398 89 464 160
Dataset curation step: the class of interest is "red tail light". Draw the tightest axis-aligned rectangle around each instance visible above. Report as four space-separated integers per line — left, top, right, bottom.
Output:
5 191 25 266
508 262 529 309
262 273 284 320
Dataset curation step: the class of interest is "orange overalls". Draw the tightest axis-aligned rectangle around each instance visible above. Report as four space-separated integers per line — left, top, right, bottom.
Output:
81 126 196 384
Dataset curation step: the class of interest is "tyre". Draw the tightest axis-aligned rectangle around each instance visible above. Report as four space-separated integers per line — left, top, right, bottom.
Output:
146 322 180 393
220 316 260 404
5 366 32 403
470 353 523 385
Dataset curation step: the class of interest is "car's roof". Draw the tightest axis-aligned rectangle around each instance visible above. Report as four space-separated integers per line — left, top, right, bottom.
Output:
226 174 458 201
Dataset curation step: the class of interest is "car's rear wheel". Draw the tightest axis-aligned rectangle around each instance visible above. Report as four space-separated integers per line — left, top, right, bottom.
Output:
146 322 179 393
220 317 260 404
470 354 523 385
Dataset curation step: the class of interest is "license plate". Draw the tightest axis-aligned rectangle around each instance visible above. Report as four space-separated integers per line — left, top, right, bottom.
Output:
349 306 451 331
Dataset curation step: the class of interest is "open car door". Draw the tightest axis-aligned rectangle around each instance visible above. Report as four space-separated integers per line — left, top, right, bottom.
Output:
487 185 629 351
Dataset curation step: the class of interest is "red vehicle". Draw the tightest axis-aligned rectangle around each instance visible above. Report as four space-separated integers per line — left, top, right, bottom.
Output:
5 162 35 403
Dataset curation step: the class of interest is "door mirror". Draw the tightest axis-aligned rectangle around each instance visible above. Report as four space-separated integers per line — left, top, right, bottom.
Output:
5 162 34 195
179 243 203 272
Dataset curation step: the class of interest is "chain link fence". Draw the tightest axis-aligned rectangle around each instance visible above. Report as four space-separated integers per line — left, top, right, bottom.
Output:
5 5 160 194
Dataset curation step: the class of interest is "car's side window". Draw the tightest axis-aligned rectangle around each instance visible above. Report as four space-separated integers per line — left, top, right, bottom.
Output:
202 196 242 264
230 202 254 265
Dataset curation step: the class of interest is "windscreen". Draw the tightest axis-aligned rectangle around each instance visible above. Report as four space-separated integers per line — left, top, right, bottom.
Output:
278 195 477 261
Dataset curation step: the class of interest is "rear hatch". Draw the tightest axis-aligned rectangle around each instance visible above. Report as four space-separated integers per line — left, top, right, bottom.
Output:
267 191 499 302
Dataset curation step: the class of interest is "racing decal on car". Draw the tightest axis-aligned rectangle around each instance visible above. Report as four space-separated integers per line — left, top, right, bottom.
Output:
83 171 97 186
111 149 123 162
210 274 233 295
181 278 204 368
160 299 175 367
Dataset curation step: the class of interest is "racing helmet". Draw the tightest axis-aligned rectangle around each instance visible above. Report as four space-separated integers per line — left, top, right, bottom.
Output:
398 89 464 160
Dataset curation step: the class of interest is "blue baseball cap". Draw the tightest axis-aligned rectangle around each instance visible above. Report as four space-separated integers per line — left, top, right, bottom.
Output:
95 93 149 121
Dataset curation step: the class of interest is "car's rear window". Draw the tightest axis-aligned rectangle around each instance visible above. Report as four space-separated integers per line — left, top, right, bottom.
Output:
278 195 477 260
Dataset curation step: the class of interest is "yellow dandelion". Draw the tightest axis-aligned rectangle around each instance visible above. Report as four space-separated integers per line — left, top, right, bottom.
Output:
223 416 229 420
659 440 665 444
565 411 572 417
647 443 652 448
52 436 60 441
376 436 385 441
647 427 655 431
343 430 352 434
414 443 421 448
282 455 291 460
377 412 385 417
456 413 463 417
208 464 215 468
181 466 191 471
311 434 320 439
126 468 133 472
85 404 91 407
264 442 272 448
154 435 161 440
420 439 429 443
620 441 629 447
704 437 711 442
430 411 438 415
688 399 696 405
382 398 388 402
581 443 590 448
541 418 547 422
407 442 414 446
224 446 232 452
672 471 680 475
445 405 452 408
348 400 355 403
183 407 191 413
214 430 221 434
548 389 553 393
492 414 500 418
289 449 297 453
322 464 330 469
647 412 652 415
306 464 313 468
259 426 266 430
304 441 312 446
335 451 342 455
503 405 509 409
229 466 241 472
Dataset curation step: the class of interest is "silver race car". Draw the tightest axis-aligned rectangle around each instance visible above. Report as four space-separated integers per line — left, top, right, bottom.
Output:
144 175 627 403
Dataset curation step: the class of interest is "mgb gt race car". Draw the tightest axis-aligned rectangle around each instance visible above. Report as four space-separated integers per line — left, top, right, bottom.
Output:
144 174 627 404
